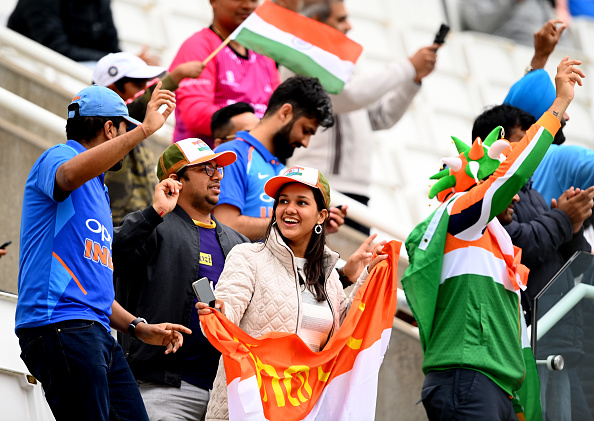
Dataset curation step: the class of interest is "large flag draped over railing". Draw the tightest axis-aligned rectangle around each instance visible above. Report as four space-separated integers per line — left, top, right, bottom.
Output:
200 241 401 421
228 1 363 94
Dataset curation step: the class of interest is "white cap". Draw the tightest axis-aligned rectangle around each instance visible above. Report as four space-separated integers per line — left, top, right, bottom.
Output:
93 52 166 87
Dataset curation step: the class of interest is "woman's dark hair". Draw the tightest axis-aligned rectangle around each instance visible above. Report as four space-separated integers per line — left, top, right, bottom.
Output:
263 183 328 302
66 116 127 143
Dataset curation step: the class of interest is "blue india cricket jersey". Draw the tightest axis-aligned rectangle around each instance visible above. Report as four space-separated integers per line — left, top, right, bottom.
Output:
215 131 285 219
16 140 115 332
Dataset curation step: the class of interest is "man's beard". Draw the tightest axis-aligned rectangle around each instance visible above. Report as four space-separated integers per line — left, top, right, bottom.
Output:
553 120 566 145
108 127 128 171
192 189 219 214
272 120 296 165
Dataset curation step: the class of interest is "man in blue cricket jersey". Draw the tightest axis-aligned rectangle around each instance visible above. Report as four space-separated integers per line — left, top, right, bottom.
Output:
15 83 191 420
212 75 342 241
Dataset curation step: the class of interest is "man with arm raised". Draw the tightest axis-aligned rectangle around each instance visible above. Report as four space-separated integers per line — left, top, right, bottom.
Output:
15 83 191 420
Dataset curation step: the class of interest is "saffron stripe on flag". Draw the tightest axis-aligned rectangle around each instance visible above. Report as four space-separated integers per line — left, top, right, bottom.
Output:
252 1 362 63
234 27 350 93
227 328 392 421
201 241 402 421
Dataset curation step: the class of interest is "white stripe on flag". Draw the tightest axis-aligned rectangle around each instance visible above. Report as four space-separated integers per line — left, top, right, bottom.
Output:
302 328 391 420
455 126 546 241
520 307 531 348
232 13 355 84
228 376 267 421
442 246 520 294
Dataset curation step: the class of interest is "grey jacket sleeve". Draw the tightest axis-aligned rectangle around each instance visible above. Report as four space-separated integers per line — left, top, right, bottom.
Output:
329 59 419 114
279 59 419 116
367 77 420 131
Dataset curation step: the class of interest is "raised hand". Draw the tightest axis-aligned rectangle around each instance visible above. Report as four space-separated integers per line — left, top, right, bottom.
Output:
410 44 441 84
549 57 585 120
143 81 176 136
153 178 182 217
342 233 387 283
171 61 205 84
325 205 347 234
532 19 567 70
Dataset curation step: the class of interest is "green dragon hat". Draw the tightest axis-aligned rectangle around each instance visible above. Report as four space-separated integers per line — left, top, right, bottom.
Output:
429 126 512 202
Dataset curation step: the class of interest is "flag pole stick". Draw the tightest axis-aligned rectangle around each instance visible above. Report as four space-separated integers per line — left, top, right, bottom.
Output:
202 37 232 66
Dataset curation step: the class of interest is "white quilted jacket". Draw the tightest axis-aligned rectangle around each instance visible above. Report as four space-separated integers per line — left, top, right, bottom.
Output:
205 227 369 420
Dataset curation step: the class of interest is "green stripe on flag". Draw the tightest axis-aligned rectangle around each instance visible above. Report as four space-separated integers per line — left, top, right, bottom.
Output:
235 28 345 94
515 347 543 421
490 128 553 221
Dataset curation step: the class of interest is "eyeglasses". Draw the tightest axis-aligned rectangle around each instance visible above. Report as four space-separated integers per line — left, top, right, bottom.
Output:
199 164 224 177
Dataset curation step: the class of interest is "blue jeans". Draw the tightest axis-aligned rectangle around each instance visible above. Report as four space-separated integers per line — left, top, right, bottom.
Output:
18 320 148 421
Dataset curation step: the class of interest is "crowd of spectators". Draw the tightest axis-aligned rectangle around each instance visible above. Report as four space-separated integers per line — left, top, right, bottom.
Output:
6 0 594 420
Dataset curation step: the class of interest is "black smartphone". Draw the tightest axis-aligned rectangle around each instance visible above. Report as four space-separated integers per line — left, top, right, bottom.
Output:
433 23 450 45
192 277 218 310
0 240 12 249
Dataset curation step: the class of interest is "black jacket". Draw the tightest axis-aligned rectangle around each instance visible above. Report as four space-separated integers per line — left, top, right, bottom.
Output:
113 205 248 387
8 0 120 62
504 180 588 366
505 180 590 302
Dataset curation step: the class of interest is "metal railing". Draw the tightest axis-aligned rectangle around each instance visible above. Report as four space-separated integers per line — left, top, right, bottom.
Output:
536 283 594 341
0 26 92 86
0 26 174 146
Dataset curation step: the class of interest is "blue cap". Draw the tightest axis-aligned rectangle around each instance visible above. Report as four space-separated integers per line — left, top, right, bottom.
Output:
67 85 141 126
503 69 556 120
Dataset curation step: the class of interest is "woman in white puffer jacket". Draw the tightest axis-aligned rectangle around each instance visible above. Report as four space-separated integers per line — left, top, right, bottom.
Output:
197 166 386 421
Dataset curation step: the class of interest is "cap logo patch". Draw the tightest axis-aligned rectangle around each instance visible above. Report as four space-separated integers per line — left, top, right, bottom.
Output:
284 166 304 177
191 140 210 151
108 66 118 77
72 95 81 101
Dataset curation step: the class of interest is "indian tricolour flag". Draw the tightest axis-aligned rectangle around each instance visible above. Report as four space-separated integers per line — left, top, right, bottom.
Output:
229 1 363 94
514 309 543 421
200 241 401 421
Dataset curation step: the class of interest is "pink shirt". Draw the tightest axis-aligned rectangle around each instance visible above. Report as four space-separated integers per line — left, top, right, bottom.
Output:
169 28 280 145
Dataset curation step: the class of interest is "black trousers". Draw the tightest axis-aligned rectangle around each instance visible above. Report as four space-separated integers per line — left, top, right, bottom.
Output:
420 369 518 421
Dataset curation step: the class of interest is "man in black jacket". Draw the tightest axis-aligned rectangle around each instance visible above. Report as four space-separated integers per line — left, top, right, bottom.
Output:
113 138 248 420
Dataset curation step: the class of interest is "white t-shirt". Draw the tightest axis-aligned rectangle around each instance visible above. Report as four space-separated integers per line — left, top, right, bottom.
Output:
295 257 334 352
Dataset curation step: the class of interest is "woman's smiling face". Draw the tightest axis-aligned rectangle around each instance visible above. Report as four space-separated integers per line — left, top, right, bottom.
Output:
276 183 327 255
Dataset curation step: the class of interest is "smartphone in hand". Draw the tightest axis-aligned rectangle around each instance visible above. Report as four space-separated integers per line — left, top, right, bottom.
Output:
192 277 219 311
434 23 450 44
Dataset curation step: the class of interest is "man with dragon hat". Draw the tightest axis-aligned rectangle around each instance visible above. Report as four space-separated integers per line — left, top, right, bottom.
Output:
401 57 584 421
